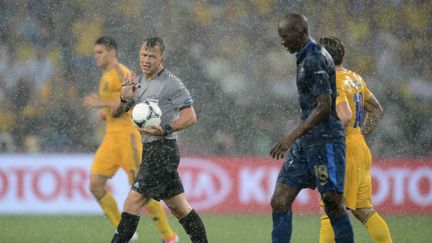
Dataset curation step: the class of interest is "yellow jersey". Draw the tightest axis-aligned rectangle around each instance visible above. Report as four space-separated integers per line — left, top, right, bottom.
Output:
98 63 136 133
335 68 372 144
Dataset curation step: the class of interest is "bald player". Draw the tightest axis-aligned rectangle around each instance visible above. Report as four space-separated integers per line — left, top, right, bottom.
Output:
319 36 392 243
83 36 178 243
270 13 354 243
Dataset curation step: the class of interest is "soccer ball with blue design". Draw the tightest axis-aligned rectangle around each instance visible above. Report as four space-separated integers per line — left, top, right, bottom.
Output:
131 101 162 129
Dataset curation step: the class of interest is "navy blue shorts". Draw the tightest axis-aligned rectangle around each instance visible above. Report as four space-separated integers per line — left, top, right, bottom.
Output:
277 142 346 193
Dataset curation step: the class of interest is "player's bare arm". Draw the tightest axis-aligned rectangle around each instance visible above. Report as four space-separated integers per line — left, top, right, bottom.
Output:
137 106 197 136
170 107 197 131
270 93 332 159
83 93 118 110
336 101 352 126
362 94 383 135
111 72 140 117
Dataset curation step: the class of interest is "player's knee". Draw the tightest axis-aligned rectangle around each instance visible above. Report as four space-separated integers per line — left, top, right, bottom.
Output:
167 203 181 218
271 193 292 212
352 208 374 222
321 192 343 218
89 181 106 199
123 195 146 214
123 200 137 214
166 202 190 219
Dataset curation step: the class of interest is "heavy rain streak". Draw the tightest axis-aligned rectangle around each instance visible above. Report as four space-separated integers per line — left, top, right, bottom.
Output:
0 1 431 243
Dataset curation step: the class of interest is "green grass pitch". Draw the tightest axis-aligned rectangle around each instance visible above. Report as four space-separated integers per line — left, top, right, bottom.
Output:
1 214 431 242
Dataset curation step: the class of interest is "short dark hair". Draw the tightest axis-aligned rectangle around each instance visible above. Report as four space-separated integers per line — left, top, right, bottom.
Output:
142 36 165 53
319 36 345 65
95 36 117 50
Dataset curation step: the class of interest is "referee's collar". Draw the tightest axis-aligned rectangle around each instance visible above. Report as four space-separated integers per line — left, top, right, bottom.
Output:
157 69 165 77
142 69 165 82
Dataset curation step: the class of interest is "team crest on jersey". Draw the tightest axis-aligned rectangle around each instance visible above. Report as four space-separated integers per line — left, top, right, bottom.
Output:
299 65 305 76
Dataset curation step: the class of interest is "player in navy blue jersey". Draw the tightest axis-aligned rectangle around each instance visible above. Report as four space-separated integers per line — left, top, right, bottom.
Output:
270 12 354 243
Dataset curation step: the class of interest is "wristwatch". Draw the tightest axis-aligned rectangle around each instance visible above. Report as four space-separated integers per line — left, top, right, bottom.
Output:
163 124 173 136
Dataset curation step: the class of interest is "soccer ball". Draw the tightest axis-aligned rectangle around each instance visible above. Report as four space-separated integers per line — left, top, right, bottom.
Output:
131 102 162 128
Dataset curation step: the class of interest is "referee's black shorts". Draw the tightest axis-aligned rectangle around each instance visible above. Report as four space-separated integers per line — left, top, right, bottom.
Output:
131 139 184 201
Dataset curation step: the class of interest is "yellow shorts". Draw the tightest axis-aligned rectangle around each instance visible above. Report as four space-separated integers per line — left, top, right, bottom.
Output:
319 139 373 210
343 138 373 210
91 130 142 184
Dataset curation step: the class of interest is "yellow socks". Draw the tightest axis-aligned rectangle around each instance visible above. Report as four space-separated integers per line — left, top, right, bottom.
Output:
145 199 175 240
319 216 335 243
320 212 392 243
98 192 121 227
364 212 393 243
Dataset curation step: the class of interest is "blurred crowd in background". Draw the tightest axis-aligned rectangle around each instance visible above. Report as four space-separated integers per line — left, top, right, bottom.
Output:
0 0 431 156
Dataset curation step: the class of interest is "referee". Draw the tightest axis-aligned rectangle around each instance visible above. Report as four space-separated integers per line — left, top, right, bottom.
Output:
111 37 208 243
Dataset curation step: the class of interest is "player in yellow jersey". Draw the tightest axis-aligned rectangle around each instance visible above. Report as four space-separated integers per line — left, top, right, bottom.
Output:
83 36 179 243
318 36 392 243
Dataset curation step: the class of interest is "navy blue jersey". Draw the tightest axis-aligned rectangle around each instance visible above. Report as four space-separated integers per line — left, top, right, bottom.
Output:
295 40 344 146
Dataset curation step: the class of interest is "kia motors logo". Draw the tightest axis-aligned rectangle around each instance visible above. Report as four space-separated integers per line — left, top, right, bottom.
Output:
179 158 231 210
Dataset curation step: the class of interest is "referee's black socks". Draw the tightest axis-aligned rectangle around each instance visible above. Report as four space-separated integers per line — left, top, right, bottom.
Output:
179 209 208 243
111 212 140 243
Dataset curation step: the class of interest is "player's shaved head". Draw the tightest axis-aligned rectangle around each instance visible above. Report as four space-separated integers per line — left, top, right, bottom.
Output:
278 12 310 54
278 12 309 36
